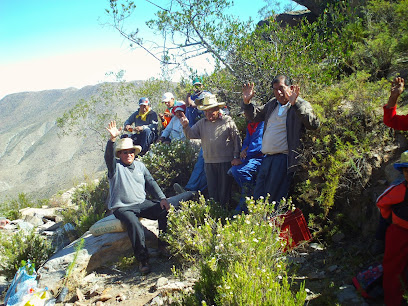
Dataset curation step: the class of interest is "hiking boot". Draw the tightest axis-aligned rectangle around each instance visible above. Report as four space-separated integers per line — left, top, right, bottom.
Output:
139 260 150 275
173 183 186 194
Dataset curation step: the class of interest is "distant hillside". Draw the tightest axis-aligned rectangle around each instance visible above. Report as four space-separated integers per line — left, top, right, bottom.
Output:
0 82 143 201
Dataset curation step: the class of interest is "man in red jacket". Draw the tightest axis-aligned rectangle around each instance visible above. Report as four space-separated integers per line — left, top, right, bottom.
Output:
383 77 405 129
377 150 408 305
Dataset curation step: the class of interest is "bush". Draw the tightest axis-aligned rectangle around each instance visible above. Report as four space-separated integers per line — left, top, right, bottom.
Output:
165 195 306 305
0 193 49 221
140 140 199 196
0 230 54 279
61 176 109 238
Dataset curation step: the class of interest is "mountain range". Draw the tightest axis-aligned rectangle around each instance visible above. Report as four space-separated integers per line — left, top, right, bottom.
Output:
0 83 140 202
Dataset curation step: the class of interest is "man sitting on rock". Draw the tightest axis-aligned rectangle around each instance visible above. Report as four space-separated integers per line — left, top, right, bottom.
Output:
124 97 159 155
105 121 170 274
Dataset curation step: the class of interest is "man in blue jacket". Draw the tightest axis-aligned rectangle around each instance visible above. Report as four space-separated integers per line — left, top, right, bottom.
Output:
105 121 169 274
242 75 320 206
124 97 158 155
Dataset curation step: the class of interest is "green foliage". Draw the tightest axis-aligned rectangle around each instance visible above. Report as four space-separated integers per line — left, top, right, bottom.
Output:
140 140 199 195
0 193 49 221
63 238 85 287
165 195 306 305
0 230 54 279
295 72 392 221
61 176 109 238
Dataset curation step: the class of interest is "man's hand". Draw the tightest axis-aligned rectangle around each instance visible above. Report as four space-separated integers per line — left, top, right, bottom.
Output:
240 147 248 160
387 77 405 108
134 126 144 132
106 121 121 141
288 85 300 106
242 83 255 104
179 112 189 128
125 124 132 131
231 158 242 166
160 199 170 211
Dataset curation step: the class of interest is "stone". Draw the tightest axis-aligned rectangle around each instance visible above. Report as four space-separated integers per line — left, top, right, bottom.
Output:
327 265 338 272
156 277 169 288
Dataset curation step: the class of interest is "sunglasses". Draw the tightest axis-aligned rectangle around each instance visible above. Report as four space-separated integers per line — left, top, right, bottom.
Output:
121 149 135 155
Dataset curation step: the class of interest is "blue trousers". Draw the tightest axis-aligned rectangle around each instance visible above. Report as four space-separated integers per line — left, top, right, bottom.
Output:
131 128 155 154
253 154 294 206
185 148 207 191
229 157 263 213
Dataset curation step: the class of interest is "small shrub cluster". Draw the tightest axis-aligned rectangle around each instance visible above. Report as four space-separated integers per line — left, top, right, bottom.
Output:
61 176 109 238
140 140 199 196
0 193 49 221
0 230 54 279
165 195 306 305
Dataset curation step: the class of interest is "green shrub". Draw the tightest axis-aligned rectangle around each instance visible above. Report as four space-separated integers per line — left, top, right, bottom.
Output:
140 140 199 196
165 195 306 305
0 230 54 279
0 193 49 221
61 176 109 238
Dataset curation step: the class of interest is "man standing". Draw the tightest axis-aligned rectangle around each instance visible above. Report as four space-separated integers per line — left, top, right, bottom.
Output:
124 97 158 155
242 75 320 205
180 93 241 208
105 121 170 274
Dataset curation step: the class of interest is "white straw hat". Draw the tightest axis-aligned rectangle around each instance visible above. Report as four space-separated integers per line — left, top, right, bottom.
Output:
197 93 226 111
114 138 142 158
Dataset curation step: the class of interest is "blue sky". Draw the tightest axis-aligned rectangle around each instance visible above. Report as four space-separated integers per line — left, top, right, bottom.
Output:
0 0 304 99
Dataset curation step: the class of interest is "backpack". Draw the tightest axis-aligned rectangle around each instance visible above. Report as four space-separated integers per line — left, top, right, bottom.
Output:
352 264 384 299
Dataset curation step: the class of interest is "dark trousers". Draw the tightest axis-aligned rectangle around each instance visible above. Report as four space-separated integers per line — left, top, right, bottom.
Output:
205 162 233 208
113 200 167 262
253 154 294 206
131 128 155 154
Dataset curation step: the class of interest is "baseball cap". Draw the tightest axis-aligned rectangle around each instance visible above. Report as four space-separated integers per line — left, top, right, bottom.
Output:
162 92 174 102
192 77 202 86
139 97 149 105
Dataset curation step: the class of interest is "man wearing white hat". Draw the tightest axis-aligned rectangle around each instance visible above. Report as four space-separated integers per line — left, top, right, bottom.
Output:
158 92 185 129
180 93 241 208
105 121 170 274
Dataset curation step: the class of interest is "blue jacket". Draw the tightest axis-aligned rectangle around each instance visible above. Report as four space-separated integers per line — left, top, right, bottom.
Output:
242 121 264 161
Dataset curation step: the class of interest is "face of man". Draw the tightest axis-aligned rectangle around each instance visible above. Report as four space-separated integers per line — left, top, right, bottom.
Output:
273 78 292 105
194 84 203 93
119 149 135 165
164 98 175 109
204 106 220 122
139 104 149 114
175 110 184 118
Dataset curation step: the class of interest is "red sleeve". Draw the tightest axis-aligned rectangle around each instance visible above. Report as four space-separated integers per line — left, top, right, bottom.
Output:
383 105 408 130
377 183 406 219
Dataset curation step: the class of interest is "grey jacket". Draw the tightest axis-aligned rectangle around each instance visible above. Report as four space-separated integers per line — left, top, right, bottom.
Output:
242 97 320 172
104 140 166 210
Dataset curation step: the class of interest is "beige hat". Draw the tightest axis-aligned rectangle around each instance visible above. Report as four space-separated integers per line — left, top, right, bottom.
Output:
197 93 226 111
114 138 142 158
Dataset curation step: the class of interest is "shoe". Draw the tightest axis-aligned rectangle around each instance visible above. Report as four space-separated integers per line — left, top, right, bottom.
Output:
139 260 150 274
173 183 186 194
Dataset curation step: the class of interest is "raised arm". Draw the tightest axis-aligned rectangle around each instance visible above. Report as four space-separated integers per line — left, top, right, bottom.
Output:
105 121 122 178
386 77 405 109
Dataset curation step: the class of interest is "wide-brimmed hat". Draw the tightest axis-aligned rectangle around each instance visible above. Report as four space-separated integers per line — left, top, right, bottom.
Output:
162 92 174 102
114 138 142 158
394 150 408 172
139 97 149 106
197 93 226 111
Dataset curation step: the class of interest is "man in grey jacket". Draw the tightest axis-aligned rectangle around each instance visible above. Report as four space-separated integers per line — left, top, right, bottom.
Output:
105 121 170 274
242 75 320 206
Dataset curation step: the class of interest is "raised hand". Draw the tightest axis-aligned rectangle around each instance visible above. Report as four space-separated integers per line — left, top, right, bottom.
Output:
288 85 300 106
106 121 122 140
179 112 189 128
242 82 255 104
391 77 405 98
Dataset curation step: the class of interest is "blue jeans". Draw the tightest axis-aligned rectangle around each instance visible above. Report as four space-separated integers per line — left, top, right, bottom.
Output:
253 154 294 207
185 148 207 191
131 128 155 154
229 157 263 213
